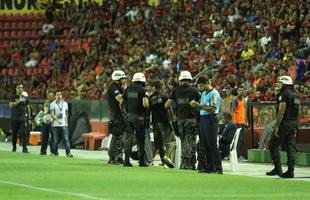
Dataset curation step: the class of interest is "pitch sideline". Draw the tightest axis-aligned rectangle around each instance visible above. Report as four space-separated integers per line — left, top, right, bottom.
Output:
0 180 109 200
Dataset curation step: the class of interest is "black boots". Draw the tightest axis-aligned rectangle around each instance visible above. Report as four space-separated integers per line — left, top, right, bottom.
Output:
266 167 283 176
280 167 294 178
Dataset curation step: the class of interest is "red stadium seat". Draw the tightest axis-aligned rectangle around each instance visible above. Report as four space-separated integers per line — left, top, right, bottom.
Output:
24 22 31 29
83 121 108 150
11 22 17 30
17 22 24 30
4 22 10 30
17 31 25 38
8 68 14 76
11 31 17 38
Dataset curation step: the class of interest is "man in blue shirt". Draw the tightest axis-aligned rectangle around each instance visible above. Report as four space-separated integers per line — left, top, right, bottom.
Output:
190 76 223 174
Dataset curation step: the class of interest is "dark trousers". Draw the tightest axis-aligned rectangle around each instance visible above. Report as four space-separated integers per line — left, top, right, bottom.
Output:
52 126 71 155
40 123 54 154
269 120 297 171
178 119 197 169
124 114 146 164
108 115 125 160
200 115 222 171
11 120 27 150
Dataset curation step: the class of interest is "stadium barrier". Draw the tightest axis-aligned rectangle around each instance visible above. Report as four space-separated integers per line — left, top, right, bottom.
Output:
0 100 309 155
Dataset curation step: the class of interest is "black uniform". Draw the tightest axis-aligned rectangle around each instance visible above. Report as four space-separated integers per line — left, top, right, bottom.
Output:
169 83 200 169
39 103 54 155
107 82 125 164
9 94 28 152
122 83 149 166
150 91 176 161
269 85 300 175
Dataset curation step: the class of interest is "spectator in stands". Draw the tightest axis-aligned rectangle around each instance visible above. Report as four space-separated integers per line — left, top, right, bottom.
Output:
25 48 40 68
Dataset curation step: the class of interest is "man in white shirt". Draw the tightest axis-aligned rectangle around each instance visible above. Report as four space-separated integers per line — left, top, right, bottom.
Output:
50 91 73 157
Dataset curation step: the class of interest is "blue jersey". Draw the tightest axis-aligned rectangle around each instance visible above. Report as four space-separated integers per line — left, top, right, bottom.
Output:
200 88 221 116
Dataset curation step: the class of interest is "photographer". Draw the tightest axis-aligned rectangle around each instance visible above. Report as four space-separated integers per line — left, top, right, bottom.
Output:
50 91 73 157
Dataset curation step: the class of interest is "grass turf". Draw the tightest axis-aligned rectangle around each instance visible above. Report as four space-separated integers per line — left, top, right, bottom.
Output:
0 151 309 200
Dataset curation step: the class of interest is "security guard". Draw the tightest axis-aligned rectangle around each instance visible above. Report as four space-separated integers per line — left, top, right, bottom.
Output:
165 71 200 170
121 72 149 167
9 84 29 153
266 76 300 178
107 70 127 164
190 76 223 174
149 80 176 168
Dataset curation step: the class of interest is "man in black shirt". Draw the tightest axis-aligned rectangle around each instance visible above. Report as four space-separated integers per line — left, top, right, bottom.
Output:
149 80 176 168
122 72 149 167
107 70 127 165
266 76 300 178
9 84 29 153
165 71 200 170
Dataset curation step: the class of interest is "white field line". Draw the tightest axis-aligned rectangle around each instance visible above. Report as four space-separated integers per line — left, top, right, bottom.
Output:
0 180 109 200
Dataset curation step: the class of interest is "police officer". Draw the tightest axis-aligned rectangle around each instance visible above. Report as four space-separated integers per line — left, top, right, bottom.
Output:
149 80 176 168
122 72 149 167
9 84 29 153
107 70 127 165
266 76 300 178
165 71 200 170
190 76 223 174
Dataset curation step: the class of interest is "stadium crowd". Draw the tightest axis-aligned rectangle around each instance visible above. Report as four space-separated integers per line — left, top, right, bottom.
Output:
0 0 309 102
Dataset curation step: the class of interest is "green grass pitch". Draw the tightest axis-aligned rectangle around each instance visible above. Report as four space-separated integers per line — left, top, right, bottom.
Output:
0 151 309 200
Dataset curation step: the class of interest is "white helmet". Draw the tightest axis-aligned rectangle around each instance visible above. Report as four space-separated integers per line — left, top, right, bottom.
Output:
132 72 146 82
179 70 192 81
111 70 126 81
21 91 28 98
277 76 293 85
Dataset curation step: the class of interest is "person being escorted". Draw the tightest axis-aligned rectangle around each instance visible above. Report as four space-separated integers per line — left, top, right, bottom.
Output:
149 80 176 168
9 84 30 153
266 76 300 178
107 70 127 165
165 71 200 170
190 76 223 174
50 91 73 157
121 72 149 167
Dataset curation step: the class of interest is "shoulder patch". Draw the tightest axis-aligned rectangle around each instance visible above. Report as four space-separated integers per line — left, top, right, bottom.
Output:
279 95 282 101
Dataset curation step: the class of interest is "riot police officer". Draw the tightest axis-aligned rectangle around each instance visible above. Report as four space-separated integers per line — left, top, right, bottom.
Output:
165 71 200 170
122 72 149 167
107 70 127 164
266 76 300 178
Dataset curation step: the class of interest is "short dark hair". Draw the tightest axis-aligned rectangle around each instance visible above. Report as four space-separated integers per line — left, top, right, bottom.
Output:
196 76 210 84
151 80 163 90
